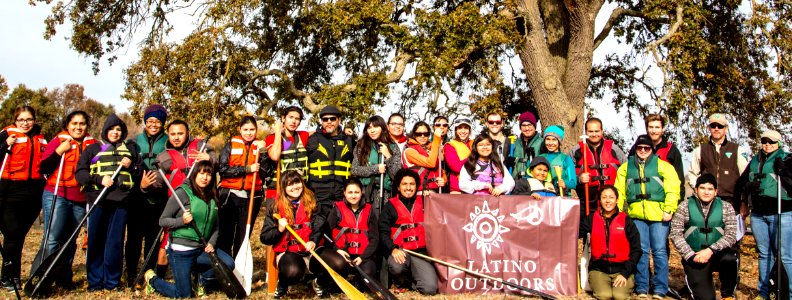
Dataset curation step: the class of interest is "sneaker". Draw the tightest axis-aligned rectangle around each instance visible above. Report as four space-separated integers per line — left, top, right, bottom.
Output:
2 278 19 291
635 293 650 299
144 269 157 295
273 282 288 299
192 283 206 297
312 278 325 297
652 295 664 299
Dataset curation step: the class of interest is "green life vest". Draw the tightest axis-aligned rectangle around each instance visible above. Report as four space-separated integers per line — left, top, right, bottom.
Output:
748 150 790 201
512 133 543 179
136 132 168 170
359 144 394 191
684 197 725 252
626 155 666 203
89 142 134 191
171 185 219 243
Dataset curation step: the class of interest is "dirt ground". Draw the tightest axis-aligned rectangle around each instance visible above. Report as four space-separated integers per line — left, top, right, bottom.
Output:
12 213 764 299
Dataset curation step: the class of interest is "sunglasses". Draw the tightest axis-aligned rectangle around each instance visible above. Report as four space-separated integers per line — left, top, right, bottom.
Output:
434 123 449 128
487 120 502 125
709 123 725 129
761 139 777 145
414 132 431 137
321 116 338 122
636 145 652 152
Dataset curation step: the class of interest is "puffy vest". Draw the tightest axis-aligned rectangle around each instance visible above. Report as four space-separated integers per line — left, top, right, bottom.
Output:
219 136 263 191
88 142 135 191
389 196 426 250
170 185 218 242
1 126 47 181
625 155 666 203
164 139 202 196
402 144 441 190
700 141 740 198
331 201 371 255
576 140 621 186
136 132 168 170
684 197 725 252
273 202 313 253
46 132 97 188
308 134 352 184
655 141 673 162
748 150 790 201
590 212 630 263
471 160 504 195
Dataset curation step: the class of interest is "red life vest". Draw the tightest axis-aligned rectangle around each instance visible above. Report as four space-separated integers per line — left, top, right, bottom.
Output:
655 141 672 163
389 196 426 250
331 201 371 256
46 132 96 188
219 136 262 191
402 144 441 190
1 126 47 180
590 211 630 263
576 140 620 186
273 202 313 253
164 139 202 196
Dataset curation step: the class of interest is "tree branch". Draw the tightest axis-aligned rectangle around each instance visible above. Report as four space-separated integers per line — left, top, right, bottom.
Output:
593 8 671 50
647 4 684 102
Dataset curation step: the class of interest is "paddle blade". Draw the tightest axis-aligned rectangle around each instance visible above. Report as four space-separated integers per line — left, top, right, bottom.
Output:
266 246 278 293
326 264 368 300
353 264 397 300
233 227 253 295
23 250 63 297
208 251 247 299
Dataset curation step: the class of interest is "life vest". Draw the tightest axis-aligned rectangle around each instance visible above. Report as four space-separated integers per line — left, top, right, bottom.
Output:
471 160 504 195
389 196 426 250
219 136 263 191
590 211 630 263
164 139 202 196
511 133 543 179
684 197 725 252
273 202 313 253
655 141 673 162
136 132 168 170
331 201 371 256
1 126 47 180
699 140 740 198
748 150 790 201
46 131 96 188
576 140 621 186
307 134 353 184
447 139 472 161
625 155 666 203
402 144 441 190
88 142 135 191
170 185 218 242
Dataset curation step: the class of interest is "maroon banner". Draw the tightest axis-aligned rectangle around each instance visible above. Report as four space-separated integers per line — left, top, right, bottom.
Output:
424 194 580 296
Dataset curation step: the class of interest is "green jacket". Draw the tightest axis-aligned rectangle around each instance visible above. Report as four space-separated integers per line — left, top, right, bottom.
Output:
616 154 681 221
748 149 790 200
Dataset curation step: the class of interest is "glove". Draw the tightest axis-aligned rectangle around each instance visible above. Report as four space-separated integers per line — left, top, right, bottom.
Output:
774 157 784 174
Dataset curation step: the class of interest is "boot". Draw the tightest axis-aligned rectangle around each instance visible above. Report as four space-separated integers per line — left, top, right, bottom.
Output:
273 281 288 299
312 278 326 297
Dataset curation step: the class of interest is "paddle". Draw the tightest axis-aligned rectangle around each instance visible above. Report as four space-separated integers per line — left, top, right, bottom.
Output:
25 164 124 297
155 168 247 299
266 163 281 294
553 166 564 197
321 234 397 300
233 146 259 295
273 213 367 300
0 142 13 182
0 238 21 300
32 153 65 272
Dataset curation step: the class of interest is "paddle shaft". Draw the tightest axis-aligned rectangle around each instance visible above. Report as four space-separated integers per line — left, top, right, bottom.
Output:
132 226 165 287
245 148 260 225
778 175 783 297
183 141 208 180
321 234 397 300
582 134 590 216
402 249 557 300
40 154 66 265
553 166 564 197
0 239 21 300
0 144 12 183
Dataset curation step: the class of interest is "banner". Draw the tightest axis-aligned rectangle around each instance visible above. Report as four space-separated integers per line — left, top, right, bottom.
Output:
424 194 579 296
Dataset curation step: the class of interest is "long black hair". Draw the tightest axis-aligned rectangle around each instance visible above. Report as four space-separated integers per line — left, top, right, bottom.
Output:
188 160 218 204
408 121 431 144
463 133 505 177
61 110 91 131
355 115 392 166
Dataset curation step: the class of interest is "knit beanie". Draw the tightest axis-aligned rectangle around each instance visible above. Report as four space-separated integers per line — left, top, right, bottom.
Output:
634 134 653 148
544 125 565 142
519 111 537 126
144 104 168 124
695 173 718 189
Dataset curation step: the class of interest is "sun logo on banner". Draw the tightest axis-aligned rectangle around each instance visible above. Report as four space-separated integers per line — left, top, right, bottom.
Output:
462 201 510 256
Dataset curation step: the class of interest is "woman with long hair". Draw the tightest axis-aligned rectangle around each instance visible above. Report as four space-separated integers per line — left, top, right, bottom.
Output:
145 160 234 297
458 134 514 195
443 118 474 194
401 121 446 193
538 125 577 196
351 115 401 214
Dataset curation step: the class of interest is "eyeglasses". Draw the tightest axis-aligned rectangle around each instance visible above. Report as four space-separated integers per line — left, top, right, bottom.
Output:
414 132 430 137
709 123 725 129
15 118 34 124
761 139 776 145
636 146 652 152
434 123 448 128
388 122 404 127
321 116 338 122
487 120 502 125
145 120 162 126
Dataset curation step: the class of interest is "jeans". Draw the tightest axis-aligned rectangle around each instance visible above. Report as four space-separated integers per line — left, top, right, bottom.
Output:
86 205 127 291
150 247 234 298
633 219 670 296
750 212 792 298
36 190 86 282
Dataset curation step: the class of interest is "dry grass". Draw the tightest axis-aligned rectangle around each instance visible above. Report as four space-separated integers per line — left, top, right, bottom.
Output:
15 214 763 299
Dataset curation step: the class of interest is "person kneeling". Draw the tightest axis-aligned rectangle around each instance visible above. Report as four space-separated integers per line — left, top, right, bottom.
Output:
379 169 438 295
512 156 558 198
145 160 235 298
669 174 739 300
579 186 641 300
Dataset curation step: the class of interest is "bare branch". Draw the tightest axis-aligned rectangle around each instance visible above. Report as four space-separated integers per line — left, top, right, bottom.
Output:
646 4 684 102
593 8 671 50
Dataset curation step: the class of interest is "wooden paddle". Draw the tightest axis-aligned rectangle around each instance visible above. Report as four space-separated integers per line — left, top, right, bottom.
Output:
267 163 281 293
233 145 260 295
553 165 564 197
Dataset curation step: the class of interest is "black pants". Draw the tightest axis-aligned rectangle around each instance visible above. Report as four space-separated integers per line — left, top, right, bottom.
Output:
0 180 43 280
683 248 739 300
577 185 600 219
124 199 165 281
217 189 262 257
311 249 377 287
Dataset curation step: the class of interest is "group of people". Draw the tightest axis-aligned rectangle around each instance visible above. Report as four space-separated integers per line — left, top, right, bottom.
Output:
0 103 788 300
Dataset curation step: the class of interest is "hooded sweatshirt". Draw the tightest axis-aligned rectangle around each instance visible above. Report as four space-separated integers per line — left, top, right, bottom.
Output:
76 114 141 206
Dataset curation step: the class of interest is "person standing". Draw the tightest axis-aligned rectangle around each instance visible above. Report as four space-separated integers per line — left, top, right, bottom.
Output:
387 113 408 152
443 118 473 194
306 105 356 219
483 112 513 169
266 106 311 201
351 115 401 215
538 125 577 196
402 121 446 194
635 114 684 192
510 111 543 179
669 174 739 300
571 117 627 217
0 106 47 289
615 134 681 299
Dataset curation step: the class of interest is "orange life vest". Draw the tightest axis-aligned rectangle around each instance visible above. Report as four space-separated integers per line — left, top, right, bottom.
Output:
1 126 47 180
46 131 96 188
219 136 262 190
